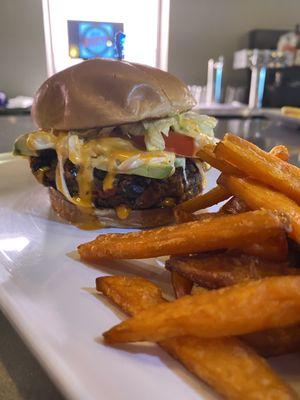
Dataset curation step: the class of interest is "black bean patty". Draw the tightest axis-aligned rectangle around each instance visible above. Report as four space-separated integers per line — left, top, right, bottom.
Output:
30 150 203 209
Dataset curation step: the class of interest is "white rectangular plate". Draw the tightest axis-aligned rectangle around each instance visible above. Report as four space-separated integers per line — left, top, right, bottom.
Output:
0 154 299 400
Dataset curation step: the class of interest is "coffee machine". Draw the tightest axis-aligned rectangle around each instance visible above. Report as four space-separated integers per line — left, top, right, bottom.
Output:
235 29 300 108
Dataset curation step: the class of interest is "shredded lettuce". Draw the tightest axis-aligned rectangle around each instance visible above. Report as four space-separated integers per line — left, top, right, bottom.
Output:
68 134 84 165
13 131 57 156
174 157 186 169
175 112 217 138
143 118 173 151
27 131 57 150
15 112 216 156
56 154 73 201
144 128 164 151
13 133 37 156
121 111 216 151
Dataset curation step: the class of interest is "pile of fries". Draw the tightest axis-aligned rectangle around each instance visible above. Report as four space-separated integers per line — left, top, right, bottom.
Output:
78 134 300 400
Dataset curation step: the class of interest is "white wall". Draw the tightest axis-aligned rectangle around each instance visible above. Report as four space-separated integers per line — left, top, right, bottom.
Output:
168 0 300 86
45 0 162 74
1 0 300 96
0 0 47 97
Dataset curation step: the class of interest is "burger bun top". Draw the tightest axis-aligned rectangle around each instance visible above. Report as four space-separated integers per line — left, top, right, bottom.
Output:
32 59 195 131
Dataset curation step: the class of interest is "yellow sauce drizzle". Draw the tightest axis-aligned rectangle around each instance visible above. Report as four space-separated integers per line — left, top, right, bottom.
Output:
34 166 50 184
75 220 104 230
55 165 63 194
55 134 71 201
103 172 116 191
116 205 131 220
75 165 93 207
29 132 173 211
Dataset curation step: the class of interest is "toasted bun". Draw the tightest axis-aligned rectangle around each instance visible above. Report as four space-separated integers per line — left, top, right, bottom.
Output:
49 187 174 229
32 59 195 130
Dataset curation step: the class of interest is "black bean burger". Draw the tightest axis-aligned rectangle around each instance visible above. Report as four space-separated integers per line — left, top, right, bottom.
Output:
13 59 216 228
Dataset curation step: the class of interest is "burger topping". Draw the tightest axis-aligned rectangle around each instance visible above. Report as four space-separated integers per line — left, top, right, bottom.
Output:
115 205 131 220
30 150 203 212
103 172 116 192
121 112 216 152
24 133 178 207
14 112 216 159
30 151 203 211
14 111 216 209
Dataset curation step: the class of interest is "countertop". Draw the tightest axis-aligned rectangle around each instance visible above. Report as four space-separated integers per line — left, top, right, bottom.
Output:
0 108 31 116
0 114 300 400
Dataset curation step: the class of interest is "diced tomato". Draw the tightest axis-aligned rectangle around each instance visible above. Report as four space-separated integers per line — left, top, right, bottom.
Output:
164 131 195 157
131 135 146 150
131 131 196 157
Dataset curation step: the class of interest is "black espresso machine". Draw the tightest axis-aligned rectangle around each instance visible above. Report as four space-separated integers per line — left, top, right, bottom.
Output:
234 29 300 108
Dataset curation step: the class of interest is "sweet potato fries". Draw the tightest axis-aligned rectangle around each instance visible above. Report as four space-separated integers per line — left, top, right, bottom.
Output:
79 135 300 400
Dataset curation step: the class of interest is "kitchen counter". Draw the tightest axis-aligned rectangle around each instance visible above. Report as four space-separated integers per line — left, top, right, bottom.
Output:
0 108 31 116
0 115 36 153
0 115 300 400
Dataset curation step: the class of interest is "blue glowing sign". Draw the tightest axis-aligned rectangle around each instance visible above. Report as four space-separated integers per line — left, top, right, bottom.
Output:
68 20 124 59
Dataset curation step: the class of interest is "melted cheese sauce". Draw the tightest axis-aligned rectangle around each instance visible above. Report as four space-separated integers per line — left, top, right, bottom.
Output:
75 220 104 230
116 205 131 220
27 132 174 213
34 166 50 184
67 136 170 207
21 116 216 228
103 172 116 191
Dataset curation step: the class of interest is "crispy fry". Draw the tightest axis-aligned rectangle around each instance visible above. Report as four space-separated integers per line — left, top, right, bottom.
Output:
220 195 288 261
219 175 300 244
175 186 231 213
96 276 164 315
243 325 300 358
78 210 283 261
174 211 226 225
209 273 300 357
215 134 300 204
165 254 298 289
103 276 300 344
161 337 298 400
174 211 225 224
98 276 297 400
242 232 288 262
221 196 249 214
197 145 241 175
173 208 196 223
220 145 289 215
270 145 290 162
170 270 193 298
174 209 226 224
194 212 226 221
288 239 300 268
160 336 297 400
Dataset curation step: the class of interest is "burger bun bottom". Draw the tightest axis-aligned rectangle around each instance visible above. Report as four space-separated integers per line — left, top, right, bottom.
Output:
49 187 175 229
